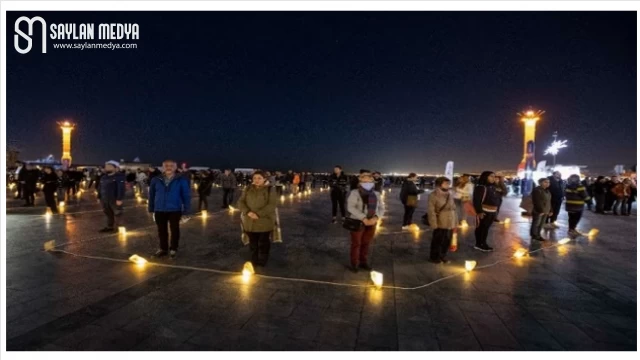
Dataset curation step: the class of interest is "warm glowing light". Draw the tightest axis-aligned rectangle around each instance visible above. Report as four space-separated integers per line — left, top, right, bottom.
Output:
136 196 142 203
228 205 237 213
297 192 302 197
9 183 15 190
242 261 255 282
14 191 19 197
588 228 599 237
526 110 534 116
280 195 285 201
459 220 469 228
513 248 528 258
44 240 56 251
503 218 511 225
59 201 65 207
465 260 477 272
544 140 568 156
201 210 208 218
289 193 294 198
45 210 52 219
558 238 571 245
194 184 199 190
128 254 148 266
409 223 420 232
370 271 383 289
118 226 127 235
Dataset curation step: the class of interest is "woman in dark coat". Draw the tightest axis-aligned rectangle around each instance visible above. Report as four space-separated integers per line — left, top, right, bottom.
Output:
400 173 424 230
42 166 59 213
197 171 214 212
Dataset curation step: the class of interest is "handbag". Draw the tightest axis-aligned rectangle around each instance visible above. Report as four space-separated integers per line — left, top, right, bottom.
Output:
343 194 366 231
406 195 418 207
343 217 364 232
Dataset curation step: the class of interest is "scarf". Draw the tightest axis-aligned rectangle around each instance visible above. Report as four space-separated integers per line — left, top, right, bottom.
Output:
358 187 378 219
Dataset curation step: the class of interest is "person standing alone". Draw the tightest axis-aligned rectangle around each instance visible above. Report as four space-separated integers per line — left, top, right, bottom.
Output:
98 161 126 233
220 169 237 209
149 159 192 259
329 165 349 223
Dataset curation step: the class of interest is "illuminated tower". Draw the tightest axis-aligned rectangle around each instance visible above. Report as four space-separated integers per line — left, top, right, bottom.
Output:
517 109 544 197
517 110 544 172
57 121 75 168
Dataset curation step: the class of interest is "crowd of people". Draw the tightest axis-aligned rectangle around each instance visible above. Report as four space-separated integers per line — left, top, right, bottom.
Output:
7 159 636 272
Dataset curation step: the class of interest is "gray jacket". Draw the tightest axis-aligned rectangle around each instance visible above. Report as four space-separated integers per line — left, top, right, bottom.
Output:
531 186 552 214
220 174 237 189
427 188 457 230
347 189 385 220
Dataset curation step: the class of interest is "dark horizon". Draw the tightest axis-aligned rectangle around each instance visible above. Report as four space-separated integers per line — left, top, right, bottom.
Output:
7 11 637 174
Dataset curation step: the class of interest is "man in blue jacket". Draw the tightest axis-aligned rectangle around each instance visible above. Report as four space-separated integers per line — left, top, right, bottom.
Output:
98 161 126 233
148 159 191 259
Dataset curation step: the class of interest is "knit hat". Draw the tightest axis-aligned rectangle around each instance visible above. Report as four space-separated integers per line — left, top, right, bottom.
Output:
105 160 120 168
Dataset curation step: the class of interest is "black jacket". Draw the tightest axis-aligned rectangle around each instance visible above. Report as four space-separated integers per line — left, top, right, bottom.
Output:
547 176 565 199
198 177 214 196
42 172 58 193
329 173 349 192
22 169 39 187
594 181 608 195
473 184 501 214
374 177 384 192
399 180 424 204
531 186 551 214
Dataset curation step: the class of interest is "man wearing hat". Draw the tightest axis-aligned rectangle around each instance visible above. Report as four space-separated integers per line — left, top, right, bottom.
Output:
98 160 126 233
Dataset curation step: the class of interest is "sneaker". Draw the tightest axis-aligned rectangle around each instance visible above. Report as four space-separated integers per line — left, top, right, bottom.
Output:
402 225 411 231
568 229 580 237
169 250 177 259
359 263 373 271
484 245 494 252
474 245 489 252
98 227 116 233
153 249 168 258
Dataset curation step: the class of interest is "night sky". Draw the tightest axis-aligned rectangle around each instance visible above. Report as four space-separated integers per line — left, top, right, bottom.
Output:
7 12 637 174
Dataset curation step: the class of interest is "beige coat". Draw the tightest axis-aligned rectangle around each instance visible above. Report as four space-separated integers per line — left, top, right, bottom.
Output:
238 185 277 233
427 188 457 230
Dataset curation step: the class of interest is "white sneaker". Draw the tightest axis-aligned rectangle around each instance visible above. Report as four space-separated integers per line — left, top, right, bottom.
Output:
402 226 411 231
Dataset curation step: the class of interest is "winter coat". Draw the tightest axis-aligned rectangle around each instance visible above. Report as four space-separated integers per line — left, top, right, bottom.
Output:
329 173 349 193
374 177 384 192
57 173 70 189
220 174 237 189
594 181 608 195
238 185 277 233
148 175 191 214
473 184 501 214
531 186 551 214
399 180 424 205
99 172 126 203
565 183 590 212
548 176 565 200
347 189 385 221
611 183 628 199
198 177 214 196
427 188 457 230
293 174 301 184
42 172 58 193
453 183 474 201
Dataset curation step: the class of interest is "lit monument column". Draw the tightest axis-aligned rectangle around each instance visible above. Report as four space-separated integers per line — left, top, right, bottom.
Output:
57 121 75 169
517 109 544 198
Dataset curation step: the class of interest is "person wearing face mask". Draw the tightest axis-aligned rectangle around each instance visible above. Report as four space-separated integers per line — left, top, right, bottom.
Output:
346 170 385 273
427 177 457 263
400 173 425 230
472 171 500 252
98 161 126 233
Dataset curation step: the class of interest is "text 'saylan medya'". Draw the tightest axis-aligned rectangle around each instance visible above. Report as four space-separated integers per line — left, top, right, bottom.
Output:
49 23 139 40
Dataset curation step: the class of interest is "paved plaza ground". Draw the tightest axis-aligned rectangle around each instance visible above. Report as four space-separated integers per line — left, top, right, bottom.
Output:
4 185 637 351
